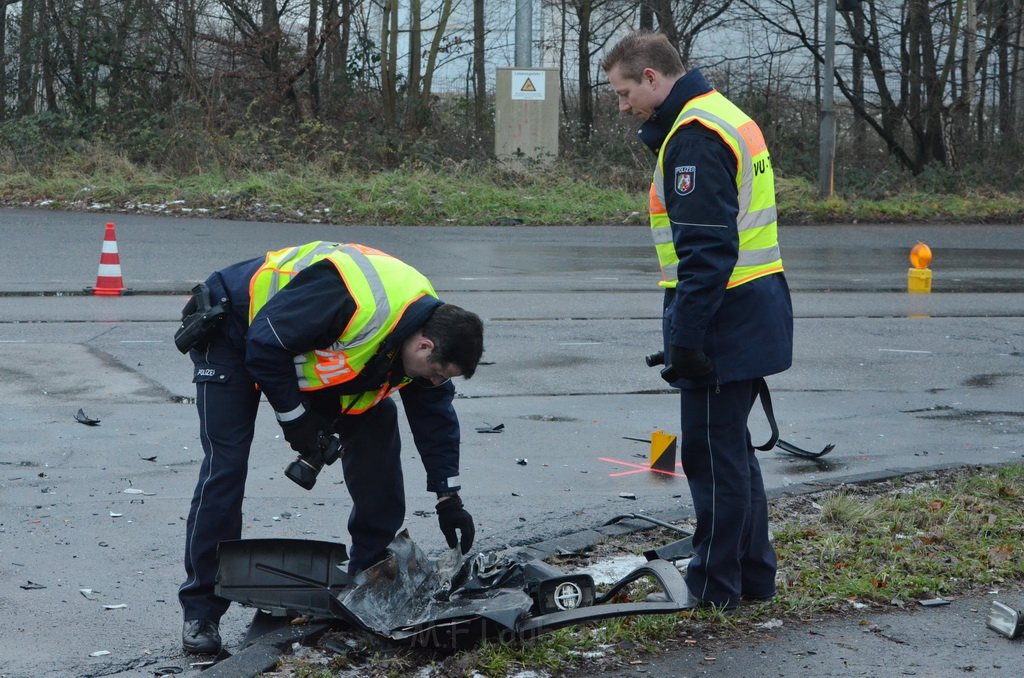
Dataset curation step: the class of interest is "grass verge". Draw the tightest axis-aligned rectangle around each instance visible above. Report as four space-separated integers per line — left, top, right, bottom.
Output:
1 153 1022 225
272 463 1024 677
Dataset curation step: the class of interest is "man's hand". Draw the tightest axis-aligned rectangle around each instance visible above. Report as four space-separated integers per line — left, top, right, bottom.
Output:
436 496 475 554
281 410 332 455
662 345 714 382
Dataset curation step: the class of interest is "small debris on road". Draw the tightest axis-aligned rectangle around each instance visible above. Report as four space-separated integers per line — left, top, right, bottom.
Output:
20 580 46 590
476 422 504 433
74 408 101 426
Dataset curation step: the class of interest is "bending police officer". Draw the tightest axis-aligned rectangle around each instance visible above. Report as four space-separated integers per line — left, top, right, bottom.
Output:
176 242 483 654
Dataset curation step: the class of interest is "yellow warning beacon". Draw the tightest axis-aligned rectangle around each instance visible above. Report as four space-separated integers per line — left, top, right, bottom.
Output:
907 242 933 294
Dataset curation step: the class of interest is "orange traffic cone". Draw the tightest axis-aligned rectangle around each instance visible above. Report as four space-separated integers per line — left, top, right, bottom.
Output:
87 222 127 296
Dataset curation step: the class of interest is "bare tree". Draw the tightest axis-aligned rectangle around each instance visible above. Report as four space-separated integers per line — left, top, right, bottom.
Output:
1 0 1019 180
560 0 637 140
322 0 353 104
652 0 733 65
735 0 1011 175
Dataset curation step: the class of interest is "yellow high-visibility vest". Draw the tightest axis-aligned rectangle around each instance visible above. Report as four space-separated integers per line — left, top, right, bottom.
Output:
649 89 783 288
249 242 437 414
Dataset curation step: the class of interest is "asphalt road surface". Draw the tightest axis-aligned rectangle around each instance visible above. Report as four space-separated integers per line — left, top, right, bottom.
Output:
0 208 1021 677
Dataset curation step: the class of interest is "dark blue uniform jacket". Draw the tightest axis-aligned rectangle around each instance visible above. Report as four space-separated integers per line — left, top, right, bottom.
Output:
639 70 793 387
204 256 461 493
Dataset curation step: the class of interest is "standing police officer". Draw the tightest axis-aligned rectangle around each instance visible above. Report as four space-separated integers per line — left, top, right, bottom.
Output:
176 242 483 654
602 31 793 609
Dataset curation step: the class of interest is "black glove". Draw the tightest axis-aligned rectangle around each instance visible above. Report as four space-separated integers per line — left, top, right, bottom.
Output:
281 410 332 455
662 345 714 382
436 496 475 554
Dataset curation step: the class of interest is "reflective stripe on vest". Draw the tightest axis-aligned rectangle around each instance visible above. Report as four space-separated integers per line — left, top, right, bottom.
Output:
249 242 438 414
649 90 783 289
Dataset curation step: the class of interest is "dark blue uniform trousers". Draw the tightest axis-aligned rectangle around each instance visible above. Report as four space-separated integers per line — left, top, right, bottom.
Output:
679 379 776 608
178 333 405 623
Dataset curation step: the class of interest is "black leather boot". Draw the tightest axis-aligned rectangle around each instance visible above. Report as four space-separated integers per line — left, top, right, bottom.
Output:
182 619 221 654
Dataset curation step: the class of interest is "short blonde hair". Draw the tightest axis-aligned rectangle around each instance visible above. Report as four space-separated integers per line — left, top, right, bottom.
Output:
601 30 684 82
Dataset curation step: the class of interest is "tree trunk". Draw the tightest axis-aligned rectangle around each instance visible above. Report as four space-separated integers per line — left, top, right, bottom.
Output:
1013 0 1023 138
40 0 56 112
473 0 485 131
261 0 282 75
324 0 351 101
977 56 988 143
639 0 653 30
995 0 1012 137
409 0 422 105
380 0 398 126
851 6 865 162
0 3 6 121
307 0 321 116
654 0 678 50
181 0 201 101
105 0 140 115
17 0 37 116
559 0 568 114
813 0 820 126
576 0 593 141
419 0 455 109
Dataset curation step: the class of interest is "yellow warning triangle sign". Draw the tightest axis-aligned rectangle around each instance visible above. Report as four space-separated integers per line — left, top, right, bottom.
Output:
521 78 536 92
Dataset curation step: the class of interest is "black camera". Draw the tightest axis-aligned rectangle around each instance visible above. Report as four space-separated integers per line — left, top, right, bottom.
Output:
644 350 677 382
644 350 665 367
284 433 343 490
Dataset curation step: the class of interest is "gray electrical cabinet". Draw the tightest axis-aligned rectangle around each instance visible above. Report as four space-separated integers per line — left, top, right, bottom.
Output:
494 67 560 170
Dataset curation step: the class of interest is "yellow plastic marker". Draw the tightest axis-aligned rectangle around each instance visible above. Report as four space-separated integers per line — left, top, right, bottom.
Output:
649 429 678 472
907 241 933 294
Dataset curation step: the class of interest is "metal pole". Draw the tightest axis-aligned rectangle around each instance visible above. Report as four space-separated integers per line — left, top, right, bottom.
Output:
818 0 836 199
515 0 533 67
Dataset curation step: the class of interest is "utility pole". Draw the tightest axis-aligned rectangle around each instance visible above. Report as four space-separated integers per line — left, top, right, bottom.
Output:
818 0 836 199
515 0 533 67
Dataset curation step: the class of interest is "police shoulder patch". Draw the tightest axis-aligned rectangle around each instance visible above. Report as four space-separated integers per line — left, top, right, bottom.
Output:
674 166 696 196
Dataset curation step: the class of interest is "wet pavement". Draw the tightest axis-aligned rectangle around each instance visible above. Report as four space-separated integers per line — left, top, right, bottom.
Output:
0 209 1022 676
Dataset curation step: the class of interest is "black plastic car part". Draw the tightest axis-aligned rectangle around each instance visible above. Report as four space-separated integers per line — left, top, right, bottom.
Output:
215 530 696 648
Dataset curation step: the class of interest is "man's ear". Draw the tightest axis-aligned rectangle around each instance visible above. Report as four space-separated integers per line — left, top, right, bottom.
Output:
415 333 435 353
642 67 658 86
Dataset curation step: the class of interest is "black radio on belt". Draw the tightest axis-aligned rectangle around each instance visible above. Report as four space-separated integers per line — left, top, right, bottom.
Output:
174 283 228 354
